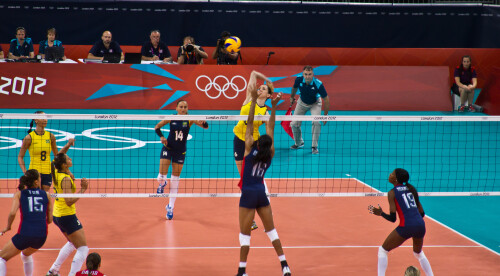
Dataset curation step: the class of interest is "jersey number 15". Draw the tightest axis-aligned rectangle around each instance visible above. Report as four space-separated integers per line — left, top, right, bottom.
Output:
28 196 44 212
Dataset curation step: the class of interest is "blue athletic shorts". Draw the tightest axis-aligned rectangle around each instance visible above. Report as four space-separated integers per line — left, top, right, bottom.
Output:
239 189 270 209
396 223 426 239
160 146 185 164
233 136 245 161
41 173 52 187
54 214 83 235
11 234 47 250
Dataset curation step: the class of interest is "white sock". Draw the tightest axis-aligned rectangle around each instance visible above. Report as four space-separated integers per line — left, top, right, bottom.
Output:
157 173 167 187
69 246 89 276
0 258 6 276
414 251 434 276
21 253 33 276
377 246 389 276
169 175 180 209
50 241 76 273
278 255 286 262
239 262 247 268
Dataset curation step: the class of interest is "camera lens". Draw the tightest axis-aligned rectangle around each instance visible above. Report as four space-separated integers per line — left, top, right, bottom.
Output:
186 44 194 52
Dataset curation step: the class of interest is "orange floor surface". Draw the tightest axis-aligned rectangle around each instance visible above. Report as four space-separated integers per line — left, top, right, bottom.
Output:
0 197 499 275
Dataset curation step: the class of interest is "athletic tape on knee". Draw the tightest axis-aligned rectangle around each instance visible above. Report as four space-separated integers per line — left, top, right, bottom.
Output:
20 253 33 264
378 246 389 257
266 229 279 242
413 251 426 260
239 233 251 247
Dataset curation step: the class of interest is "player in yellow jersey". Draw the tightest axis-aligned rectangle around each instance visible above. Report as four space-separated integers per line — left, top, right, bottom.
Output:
18 111 74 192
46 153 89 276
233 71 274 231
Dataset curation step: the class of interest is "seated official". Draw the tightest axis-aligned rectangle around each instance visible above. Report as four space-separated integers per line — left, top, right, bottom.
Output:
8 27 35 59
177 36 208 64
88 30 124 61
39 28 66 61
141 30 172 62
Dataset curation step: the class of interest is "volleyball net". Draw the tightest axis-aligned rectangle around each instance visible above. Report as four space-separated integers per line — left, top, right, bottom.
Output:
1 113 499 198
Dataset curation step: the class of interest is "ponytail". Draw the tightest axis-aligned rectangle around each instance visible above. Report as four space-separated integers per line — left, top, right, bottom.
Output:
52 152 67 187
85 252 101 271
405 182 421 207
19 169 40 190
253 135 273 164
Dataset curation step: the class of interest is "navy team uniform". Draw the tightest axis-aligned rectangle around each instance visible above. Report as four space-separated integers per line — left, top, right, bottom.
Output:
160 120 190 164
393 184 426 239
238 147 272 209
11 188 49 250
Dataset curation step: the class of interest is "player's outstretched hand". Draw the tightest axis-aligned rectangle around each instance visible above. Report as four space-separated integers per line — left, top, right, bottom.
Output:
0 226 11 236
368 204 383 216
271 92 282 107
80 178 89 191
160 136 168 147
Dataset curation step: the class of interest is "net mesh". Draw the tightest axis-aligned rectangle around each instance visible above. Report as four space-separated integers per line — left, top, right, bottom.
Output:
1 113 499 197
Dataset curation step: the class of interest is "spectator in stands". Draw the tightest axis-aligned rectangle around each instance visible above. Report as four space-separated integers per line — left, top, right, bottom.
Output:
405 265 421 276
0 45 3 59
39 28 66 61
8 27 35 59
212 31 239 65
454 55 477 112
141 30 172 62
289 65 330 154
177 36 207 64
88 30 123 60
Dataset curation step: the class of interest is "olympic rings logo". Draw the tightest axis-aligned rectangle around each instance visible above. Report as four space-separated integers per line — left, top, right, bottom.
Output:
0 126 192 151
195 75 247 99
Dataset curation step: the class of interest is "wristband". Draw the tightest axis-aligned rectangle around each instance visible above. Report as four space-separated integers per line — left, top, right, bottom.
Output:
155 128 164 138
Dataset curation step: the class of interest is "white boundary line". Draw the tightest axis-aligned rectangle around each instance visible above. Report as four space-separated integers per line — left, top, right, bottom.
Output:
36 245 483 251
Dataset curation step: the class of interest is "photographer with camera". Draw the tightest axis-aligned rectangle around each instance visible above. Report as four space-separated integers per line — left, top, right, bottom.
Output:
212 31 239 65
177 36 207 65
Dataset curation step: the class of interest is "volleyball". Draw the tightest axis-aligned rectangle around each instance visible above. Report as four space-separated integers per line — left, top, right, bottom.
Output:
224 36 241 53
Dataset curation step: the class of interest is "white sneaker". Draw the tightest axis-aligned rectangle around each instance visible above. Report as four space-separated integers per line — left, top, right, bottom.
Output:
166 205 174 220
282 266 291 276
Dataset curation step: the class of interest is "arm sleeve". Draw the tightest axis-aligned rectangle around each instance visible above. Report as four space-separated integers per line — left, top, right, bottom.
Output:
9 40 16 55
454 68 460 78
381 212 397 222
177 47 183 58
472 68 477 78
162 43 171 58
28 39 34 52
89 43 98 55
113 42 123 53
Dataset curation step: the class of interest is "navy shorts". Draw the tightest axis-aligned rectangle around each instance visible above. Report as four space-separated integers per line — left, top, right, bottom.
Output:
41 173 52 187
54 214 83 235
12 234 47 250
239 189 270 209
233 136 245 161
160 146 185 164
396 223 426 239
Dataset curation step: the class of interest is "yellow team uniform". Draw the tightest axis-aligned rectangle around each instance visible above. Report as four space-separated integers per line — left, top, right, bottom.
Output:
53 171 76 217
28 130 52 174
233 101 268 141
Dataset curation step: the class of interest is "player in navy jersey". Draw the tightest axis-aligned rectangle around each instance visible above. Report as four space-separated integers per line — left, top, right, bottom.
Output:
0 169 53 276
368 169 434 276
155 100 209 220
236 87 291 276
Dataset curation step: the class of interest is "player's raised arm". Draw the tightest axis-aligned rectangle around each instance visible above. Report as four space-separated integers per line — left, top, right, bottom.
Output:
244 86 259 154
243 70 272 105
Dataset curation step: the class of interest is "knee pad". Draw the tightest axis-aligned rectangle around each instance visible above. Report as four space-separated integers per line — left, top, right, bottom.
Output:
378 246 389 258
239 233 251 247
266 229 279 242
20 253 33 264
413 251 426 260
